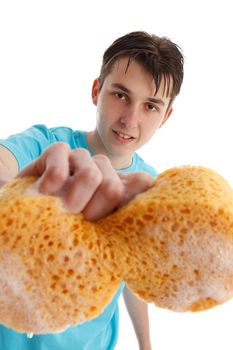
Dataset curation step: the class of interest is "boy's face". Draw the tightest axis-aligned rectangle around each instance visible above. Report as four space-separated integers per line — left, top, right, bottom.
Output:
91 57 173 168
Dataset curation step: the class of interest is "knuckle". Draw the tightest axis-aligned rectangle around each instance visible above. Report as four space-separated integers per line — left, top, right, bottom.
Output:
46 166 67 183
94 154 111 165
79 166 102 186
72 148 91 158
103 181 124 201
135 172 154 187
141 172 154 182
52 142 71 153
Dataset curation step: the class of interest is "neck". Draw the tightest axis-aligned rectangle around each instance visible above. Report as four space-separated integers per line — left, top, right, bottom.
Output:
86 130 133 170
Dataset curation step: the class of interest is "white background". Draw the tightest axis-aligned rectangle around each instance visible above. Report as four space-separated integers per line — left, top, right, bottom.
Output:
0 0 233 349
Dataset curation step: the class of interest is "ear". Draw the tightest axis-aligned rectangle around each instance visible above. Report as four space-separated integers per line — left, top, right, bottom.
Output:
159 107 173 128
92 79 99 106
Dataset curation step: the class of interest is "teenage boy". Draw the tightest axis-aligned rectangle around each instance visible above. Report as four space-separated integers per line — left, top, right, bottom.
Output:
0 31 184 350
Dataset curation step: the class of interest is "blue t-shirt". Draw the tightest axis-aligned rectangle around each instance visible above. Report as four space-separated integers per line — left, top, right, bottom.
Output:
0 125 157 350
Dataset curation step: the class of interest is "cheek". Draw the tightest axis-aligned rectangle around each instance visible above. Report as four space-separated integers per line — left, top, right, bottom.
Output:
96 107 111 134
141 119 161 139
99 100 120 125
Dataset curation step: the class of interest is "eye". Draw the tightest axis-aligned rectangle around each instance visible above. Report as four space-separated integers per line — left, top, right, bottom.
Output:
114 92 127 100
146 103 158 112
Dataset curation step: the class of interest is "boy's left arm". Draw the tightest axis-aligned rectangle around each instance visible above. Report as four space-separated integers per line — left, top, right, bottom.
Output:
123 286 152 350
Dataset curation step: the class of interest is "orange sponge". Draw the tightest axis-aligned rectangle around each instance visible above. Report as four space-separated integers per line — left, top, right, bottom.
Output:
0 165 233 334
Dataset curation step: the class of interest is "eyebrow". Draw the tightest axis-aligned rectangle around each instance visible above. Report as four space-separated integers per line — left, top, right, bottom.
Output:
111 83 165 106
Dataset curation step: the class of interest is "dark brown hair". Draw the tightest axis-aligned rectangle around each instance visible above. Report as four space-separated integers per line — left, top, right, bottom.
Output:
98 31 184 101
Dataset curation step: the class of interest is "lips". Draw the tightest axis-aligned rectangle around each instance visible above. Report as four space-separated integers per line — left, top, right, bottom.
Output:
112 130 135 140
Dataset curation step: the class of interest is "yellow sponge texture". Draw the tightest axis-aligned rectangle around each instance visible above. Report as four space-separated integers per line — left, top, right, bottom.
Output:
0 165 233 334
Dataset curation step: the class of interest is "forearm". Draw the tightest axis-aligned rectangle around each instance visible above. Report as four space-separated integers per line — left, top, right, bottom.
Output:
0 145 19 182
123 286 152 350
0 166 15 187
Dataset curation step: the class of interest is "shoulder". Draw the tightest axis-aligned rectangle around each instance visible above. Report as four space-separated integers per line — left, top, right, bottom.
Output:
47 126 87 149
26 125 87 149
34 124 76 142
0 125 86 171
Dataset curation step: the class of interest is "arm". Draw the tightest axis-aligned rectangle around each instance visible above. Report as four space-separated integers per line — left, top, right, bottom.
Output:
18 142 154 220
1 140 154 219
123 286 152 350
0 145 19 184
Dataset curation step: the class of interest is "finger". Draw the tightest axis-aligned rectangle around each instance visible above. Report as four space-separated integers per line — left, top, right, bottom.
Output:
18 142 71 194
83 155 124 221
61 149 103 213
118 172 154 207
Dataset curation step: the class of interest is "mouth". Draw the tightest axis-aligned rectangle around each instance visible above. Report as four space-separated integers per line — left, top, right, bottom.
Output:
112 130 135 142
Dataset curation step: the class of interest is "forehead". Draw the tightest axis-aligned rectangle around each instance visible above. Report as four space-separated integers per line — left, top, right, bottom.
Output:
106 57 173 99
110 57 153 82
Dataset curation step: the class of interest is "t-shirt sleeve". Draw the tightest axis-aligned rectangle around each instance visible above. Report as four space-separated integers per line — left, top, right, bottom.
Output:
144 165 157 178
0 125 54 171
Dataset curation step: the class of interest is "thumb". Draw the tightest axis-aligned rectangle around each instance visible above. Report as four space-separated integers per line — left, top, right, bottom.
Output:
117 172 154 207
0 179 7 188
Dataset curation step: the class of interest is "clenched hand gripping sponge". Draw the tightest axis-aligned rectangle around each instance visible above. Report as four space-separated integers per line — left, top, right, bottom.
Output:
0 166 233 334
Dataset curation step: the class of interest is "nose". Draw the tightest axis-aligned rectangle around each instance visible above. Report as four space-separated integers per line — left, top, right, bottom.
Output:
119 105 139 129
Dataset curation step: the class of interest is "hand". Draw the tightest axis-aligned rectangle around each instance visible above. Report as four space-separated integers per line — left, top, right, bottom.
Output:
18 142 154 221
